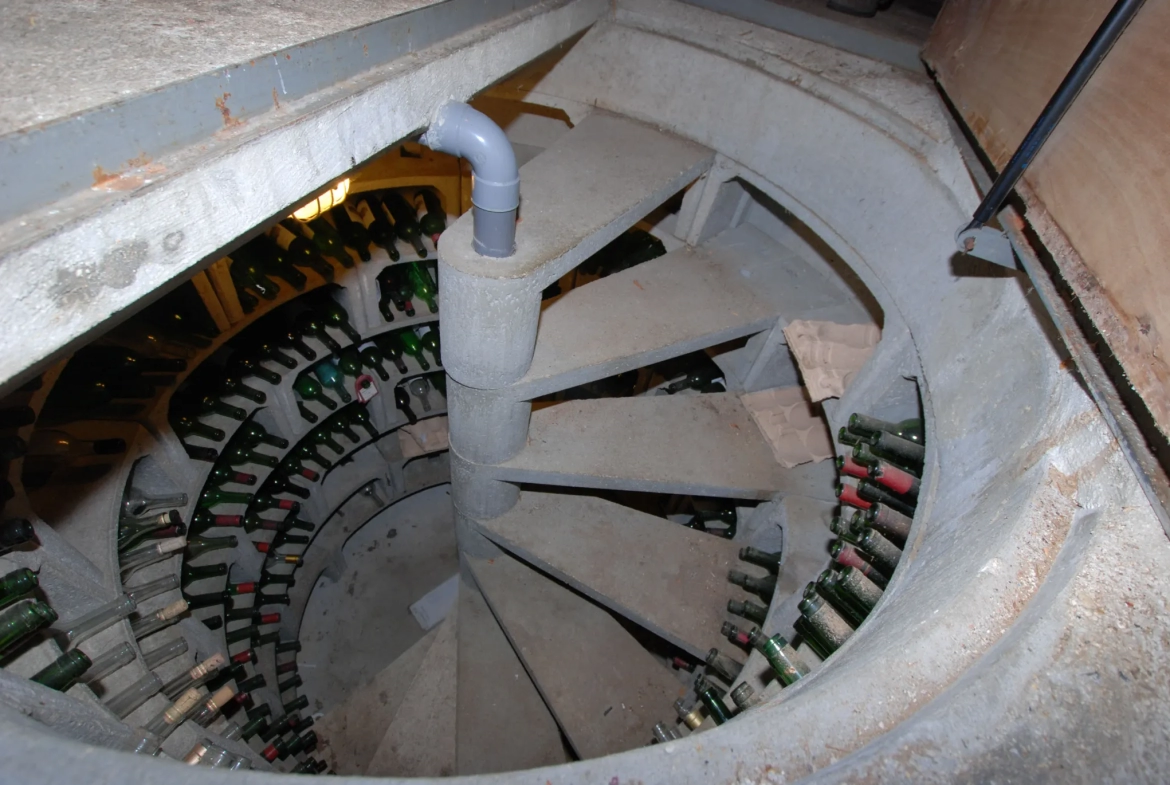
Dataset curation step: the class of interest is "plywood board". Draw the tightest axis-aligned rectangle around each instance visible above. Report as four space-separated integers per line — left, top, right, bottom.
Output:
924 0 1170 436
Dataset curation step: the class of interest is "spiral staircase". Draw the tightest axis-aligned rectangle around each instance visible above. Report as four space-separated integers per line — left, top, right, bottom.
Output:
2 0 1169 783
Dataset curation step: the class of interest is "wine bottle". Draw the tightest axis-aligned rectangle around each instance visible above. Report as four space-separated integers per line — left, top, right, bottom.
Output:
694 675 732 725
229 254 279 300
847 413 923 444
835 452 869 481
357 197 400 260
0 568 38 609
727 570 777 600
864 503 912 544
80 642 136 684
356 343 391 381
73 346 187 376
652 722 680 743
282 329 317 362
122 489 188 518
309 427 345 456
186 535 239 561
259 712 291 741
228 355 282 387
195 394 247 421
104 672 165 718
407 376 432 412
0 519 36 555
375 334 410 374
31 649 92 691
225 444 279 469
811 571 866 627
868 431 924 466
414 188 447 244
221 375 266 405
856 479 916 517
161 653 227 701
208 467 258 488
125 574 180 605
294 376 338 411
57 594 135 647
749 628 810 685
141 637 189 671
294 443 331 469
117 510 182 553
674 698 704 730
837 565 883 613
256 339 298 371
730 682 762 711
396 330 430 370
0 601 58 654
704 648 743 684
265 475 311 501
405 263 438 313
348 405 379 439
26 429 127 461
198 488 251 510
829 539 888 588
319 301 363 345
277 673 303 694
181 563 228 589
328 206 372 262
190 685 238 727
280 455 320 483
276 660 299 675
798 595 853 653
381 191 428 257
240 714 270 741
131 598 189 639
247 236 308 292
314 361 352 404
738 546 782 573
419 325 441 366
835 482 871 511
119 536 186 576
720 621 751 648
855 527 903 576
374 268 402 322
296 313 343 354
394 386 417 425
275 222 336 282
306 218 355 268
726 598 767 626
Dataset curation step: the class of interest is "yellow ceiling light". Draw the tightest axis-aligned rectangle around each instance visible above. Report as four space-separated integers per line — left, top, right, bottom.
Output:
291 178 350 222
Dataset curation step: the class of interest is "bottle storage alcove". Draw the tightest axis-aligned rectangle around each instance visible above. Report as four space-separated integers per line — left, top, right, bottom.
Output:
2 3 1160 780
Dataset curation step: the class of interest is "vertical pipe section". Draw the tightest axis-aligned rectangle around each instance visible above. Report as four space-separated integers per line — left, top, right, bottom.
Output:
420 102 519 258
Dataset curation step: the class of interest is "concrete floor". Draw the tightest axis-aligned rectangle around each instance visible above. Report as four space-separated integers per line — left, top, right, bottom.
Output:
299 483 458 716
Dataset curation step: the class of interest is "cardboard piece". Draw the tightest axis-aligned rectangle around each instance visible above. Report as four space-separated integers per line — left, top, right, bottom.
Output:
740 386 834 468
398 416 450 459
783 320 880 402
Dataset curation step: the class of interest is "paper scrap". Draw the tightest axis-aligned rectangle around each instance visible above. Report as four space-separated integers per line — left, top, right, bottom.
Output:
740 386 834 468
783 320 880 402
398 416 450 459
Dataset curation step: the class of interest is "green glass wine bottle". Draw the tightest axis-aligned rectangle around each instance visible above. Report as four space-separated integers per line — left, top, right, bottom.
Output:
306 218 354 268
185 535 239 561
181 562 228 586
172 416 225 443
224 444 279 469
294 376 338 411
296 313 343 354
419 326 441 366
239 423 288 450
265 476 310 500
328 206 372 262
276 222 336 281
415 188 447 243
396 330 430 371
0 601 57 655
747 628 810 686
32 649 92 691
208 466 257 488
394 386 417 425
726 598 767 625
847 412 924 444
0 568 38 610
280 455 320 482
405 263 438 313
198 488 253 510
694 675 732 725
294 443 331 469
221 376 266 405
348 406 379 439
195 394 246 421
356 344 391 381
309 427 345 456
381 191 428 257
374 335 410 374
727 570 777 600
738 546 782 572
229 355 282 386
374 267 402 322
358 197 400 260
318 301 363 344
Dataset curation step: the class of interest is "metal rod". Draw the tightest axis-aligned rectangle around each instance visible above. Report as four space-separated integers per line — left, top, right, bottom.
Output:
964 0 1147 231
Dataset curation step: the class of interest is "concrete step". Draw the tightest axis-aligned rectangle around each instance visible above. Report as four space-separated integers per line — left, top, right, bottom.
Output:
512 223 855 399
494 392 837 501
456 571 570 774
476 491 742 659
441 111 714 285
467 553 685 759
365 610 459 777
314 623 442 775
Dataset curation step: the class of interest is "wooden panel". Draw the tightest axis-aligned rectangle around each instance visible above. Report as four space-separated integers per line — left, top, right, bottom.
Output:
924 0 1170 436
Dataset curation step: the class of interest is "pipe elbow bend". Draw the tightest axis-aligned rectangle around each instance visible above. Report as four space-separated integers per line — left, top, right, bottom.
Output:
421 102 519 214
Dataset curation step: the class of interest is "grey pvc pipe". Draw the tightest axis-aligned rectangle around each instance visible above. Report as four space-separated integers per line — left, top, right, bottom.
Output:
420 102 519 258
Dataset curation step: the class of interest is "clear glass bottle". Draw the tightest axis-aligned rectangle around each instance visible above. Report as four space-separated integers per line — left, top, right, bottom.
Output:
161 653 226 701
80 642 136 683
118 510 183 553
142 687 204 741
130 598 188 640
119 536 185 577
57 594 136 647
124 574 180 605
140 636 187 670
105 672 164 718
122 489 189 518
